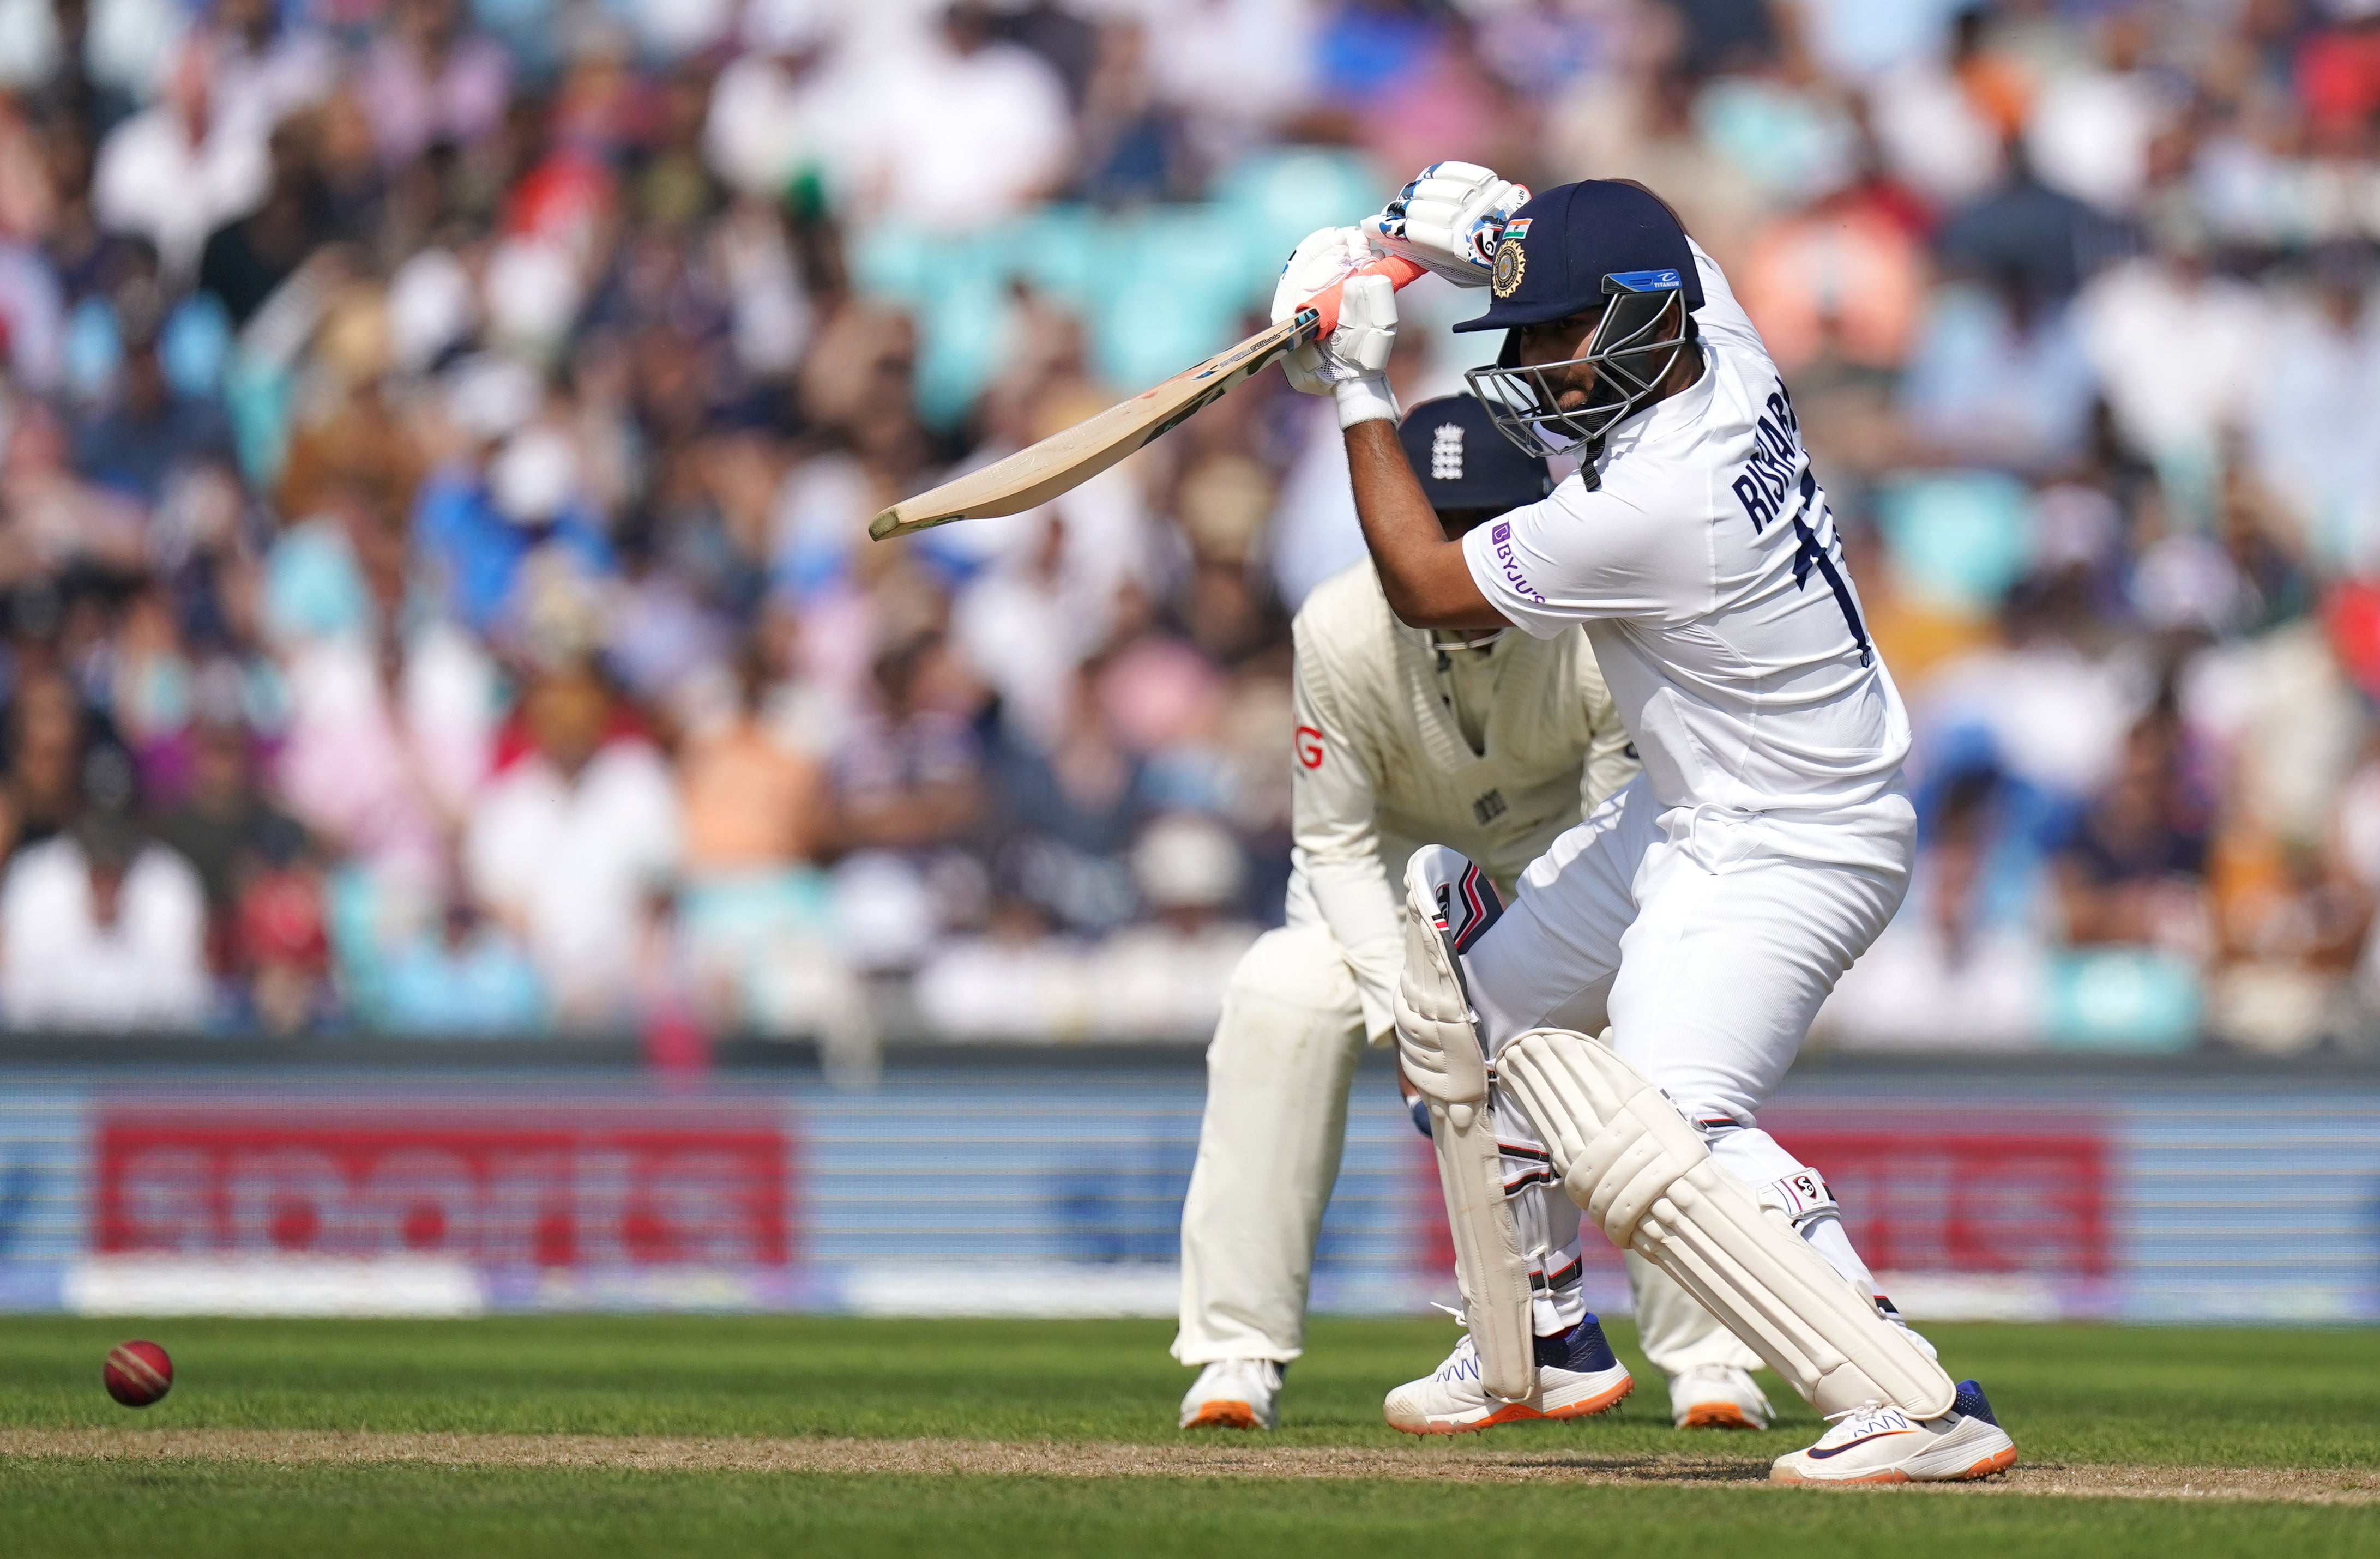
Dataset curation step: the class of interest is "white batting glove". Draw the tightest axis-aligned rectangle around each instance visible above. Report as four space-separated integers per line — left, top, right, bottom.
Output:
1270 224 1377 395
1327 272 1399 428
1367 161 1531 288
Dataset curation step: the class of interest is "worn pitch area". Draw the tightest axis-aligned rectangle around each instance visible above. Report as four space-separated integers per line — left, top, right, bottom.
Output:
4 1427 2379 1506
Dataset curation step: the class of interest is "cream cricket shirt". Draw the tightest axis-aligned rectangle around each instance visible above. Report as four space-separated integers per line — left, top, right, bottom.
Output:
1461 241 1911 819
1287 560 1636 1042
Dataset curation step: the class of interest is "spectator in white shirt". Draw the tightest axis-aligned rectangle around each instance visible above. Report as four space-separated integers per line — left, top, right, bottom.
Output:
90 37 268 280
2249 246 2380 576
466 662 682 1027
2076 218 2266 489
1 803 209 1030
837 4 1071 233
704 0 845 203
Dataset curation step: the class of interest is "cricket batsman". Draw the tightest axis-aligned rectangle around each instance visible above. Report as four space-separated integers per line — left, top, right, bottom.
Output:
1272 166 2019 1483
1176 392 1773 1436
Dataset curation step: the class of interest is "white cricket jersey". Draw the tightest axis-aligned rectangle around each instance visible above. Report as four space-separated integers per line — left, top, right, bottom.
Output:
1461 240 1911 817
1287 560 1635 1041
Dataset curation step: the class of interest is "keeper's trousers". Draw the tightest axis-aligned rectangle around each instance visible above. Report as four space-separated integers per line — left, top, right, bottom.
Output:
1173 913 1752 1372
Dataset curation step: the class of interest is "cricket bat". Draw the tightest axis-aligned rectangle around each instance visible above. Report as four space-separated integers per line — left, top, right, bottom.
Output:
868 253 1427 541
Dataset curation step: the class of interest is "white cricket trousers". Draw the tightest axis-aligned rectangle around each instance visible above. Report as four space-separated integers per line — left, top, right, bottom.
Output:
1465 775 1918 1327
1173 916 1757 1371
1173 924 1366 1367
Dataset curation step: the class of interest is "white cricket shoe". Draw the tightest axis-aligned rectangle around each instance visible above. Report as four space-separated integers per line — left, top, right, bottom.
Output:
1770 1380 2017 1484
1383 1317 1633 1435
1669 1364 1773 1430
1179 1358 1282 1430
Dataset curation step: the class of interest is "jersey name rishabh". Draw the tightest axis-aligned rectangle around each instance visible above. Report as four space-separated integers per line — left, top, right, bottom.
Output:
1728 386 1805 535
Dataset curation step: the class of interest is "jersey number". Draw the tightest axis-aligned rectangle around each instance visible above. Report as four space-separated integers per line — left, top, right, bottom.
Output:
1790 471 1872 667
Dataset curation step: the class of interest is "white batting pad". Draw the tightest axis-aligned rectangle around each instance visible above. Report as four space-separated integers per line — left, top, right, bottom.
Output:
1425 1096 1538 1404
1496 1028 1955 1419
1395 848 1533 1403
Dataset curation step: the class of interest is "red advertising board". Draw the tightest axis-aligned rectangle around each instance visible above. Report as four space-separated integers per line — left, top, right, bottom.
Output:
94 1103 792 1266
1783 1128 2110 1280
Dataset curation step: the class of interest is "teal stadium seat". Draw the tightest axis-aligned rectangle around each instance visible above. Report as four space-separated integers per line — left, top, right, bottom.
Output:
853 148 1382 427
1876 470 2039 615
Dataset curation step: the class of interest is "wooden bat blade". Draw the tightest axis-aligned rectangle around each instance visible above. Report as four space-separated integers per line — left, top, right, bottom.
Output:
867 253 1427 543
867 313 1304 541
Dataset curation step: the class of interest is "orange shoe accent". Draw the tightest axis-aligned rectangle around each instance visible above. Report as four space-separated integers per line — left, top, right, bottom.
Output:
1391 1400 1544 1436
1540 1374 1634 1421
1469 1402 1544 1431
1958 1446 2018 1479
1184 1401 1261 1430
1678 1401 1761 1430
1393 1376 1630 1436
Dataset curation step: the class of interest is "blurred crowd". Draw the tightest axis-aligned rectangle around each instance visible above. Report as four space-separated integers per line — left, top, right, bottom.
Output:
1 0 2378 1055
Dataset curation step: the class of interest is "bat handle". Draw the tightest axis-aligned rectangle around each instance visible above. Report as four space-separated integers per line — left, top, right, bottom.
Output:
1300 253 1428 339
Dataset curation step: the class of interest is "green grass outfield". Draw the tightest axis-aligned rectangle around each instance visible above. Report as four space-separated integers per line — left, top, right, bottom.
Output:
3 1314 2378 1556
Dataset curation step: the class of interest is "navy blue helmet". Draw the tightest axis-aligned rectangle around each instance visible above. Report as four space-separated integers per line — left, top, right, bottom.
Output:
1457 180 1702 459
1397 394 1552 525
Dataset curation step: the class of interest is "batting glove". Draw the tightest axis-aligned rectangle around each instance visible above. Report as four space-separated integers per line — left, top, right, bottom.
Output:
1367 161 1531 288
1394 884 1488 1109
1270 224 1377 395
1327 272 1399 428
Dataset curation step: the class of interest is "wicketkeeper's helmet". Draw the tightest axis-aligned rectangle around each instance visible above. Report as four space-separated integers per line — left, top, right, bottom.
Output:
1397 394 1552 524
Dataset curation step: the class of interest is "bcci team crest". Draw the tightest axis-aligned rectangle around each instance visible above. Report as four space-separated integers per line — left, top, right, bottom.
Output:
1491 240 1525 298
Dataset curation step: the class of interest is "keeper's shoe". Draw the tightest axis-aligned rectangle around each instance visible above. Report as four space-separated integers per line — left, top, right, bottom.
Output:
1669 1363 1773 1430
1383 1317 1632 1435
1769 1379 2016 1484
1180 1358 1282 1430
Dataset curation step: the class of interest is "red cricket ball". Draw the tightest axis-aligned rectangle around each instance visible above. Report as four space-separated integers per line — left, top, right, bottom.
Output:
103 1340 172 1407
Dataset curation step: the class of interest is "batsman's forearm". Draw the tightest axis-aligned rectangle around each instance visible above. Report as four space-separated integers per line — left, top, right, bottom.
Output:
1343 421 1508 630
